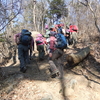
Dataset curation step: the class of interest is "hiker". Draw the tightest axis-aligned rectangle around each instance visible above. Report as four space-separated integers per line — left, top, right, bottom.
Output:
43 34 50 55
57 24 63 34
69 25 78 47
44 27 57 55
35 33 45 61
65 28 71 46
14 29 34 73
45 25 50 35
48 32 67 78
47 31 56 59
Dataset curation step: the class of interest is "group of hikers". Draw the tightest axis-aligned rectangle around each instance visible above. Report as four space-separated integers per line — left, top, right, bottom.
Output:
14 23 78 79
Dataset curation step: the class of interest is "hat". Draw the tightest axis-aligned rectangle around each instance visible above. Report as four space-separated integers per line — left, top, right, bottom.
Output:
37 33 43 37
50 25 54 28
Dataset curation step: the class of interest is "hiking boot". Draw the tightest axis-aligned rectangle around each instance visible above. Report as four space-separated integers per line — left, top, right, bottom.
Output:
39 58 44 61
20 68 23 72
51 73 57 78
22 67 27 73
20 67 27 73
51 71 60 78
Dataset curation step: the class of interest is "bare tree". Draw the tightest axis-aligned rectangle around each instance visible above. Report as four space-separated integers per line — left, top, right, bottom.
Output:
0 0 22 68
78 0 100 33
0 0 22 32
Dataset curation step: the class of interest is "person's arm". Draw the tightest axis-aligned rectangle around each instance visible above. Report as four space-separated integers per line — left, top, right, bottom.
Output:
14 33 20 45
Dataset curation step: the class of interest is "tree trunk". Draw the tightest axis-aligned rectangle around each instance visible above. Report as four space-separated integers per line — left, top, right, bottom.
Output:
66 46 90 66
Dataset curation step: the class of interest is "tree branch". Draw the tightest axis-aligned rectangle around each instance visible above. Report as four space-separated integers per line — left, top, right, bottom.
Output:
78 0 88 7
0 0 22 32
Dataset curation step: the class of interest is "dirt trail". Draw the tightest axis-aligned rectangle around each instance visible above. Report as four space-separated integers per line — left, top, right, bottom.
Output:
0 42 100 100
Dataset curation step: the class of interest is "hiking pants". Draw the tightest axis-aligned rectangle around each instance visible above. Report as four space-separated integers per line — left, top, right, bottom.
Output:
49 49 64 77
28 46 32 63
71 32 77 46
37 45 45 60
18 44 29 69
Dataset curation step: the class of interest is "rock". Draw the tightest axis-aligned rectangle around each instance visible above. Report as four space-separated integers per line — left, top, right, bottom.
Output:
40 93 53 100
65 79 77 96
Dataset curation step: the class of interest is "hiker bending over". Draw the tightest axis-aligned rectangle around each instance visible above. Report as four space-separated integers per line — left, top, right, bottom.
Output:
48 32 67 78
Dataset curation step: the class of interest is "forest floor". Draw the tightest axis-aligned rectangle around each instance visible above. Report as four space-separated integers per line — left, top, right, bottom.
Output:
0 39 100 100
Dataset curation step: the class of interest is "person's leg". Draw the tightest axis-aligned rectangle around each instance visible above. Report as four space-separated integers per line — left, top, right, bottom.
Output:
27 47 32 64
72 32 77 47
56 57 64 78
24 46 29 65
38 45 45 60
40 45 45 60
37 45 41 60
18 44 25 72
29 48 32 60
49 49 63 78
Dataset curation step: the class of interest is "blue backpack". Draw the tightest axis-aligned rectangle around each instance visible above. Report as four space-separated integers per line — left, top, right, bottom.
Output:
55 33 67 49
20 32 32 46
57 27 63 34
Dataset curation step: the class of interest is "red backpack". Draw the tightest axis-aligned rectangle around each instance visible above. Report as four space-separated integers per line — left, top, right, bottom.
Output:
69 25 78 32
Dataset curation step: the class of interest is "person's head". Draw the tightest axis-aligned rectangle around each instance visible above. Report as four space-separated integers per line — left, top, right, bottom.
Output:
21 29 29 34
49 28 53 31
58 24 61 28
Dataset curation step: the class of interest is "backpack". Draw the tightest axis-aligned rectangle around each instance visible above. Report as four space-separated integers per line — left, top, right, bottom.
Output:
69 25 78 32
20 34 32 46
49 36 56 50
55 33 67 49
35 36 43 45
57 27 63 34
